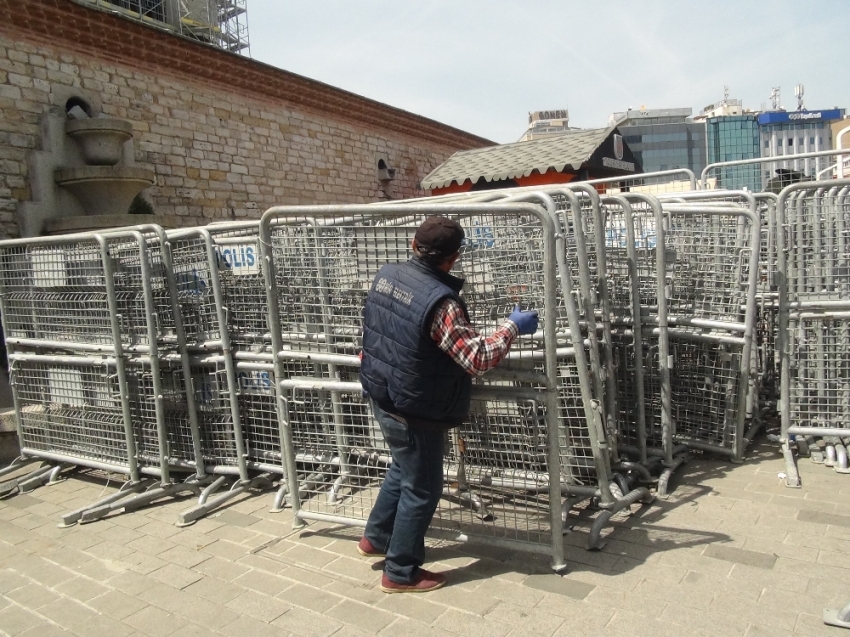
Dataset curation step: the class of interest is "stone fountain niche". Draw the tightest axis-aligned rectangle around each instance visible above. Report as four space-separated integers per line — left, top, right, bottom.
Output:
17 94 156 237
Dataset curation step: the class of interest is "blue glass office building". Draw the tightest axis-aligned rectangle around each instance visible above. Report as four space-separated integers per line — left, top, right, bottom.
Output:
705 115 761 191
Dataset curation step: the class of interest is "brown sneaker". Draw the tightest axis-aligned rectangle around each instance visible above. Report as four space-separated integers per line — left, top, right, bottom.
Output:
357 537 385 557
380 569 446 593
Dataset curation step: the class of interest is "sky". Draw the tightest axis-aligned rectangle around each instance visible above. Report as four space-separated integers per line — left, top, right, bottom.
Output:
246 1 850 144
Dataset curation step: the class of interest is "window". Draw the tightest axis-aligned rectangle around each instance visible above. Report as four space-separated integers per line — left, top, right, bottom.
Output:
764 140 769 148
788 139 793 146
810 137 815 144
799 138 804 146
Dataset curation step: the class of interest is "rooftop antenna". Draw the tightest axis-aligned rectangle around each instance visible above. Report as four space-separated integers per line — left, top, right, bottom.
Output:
723 85 730 103
795 84 805 111
771 87 781 111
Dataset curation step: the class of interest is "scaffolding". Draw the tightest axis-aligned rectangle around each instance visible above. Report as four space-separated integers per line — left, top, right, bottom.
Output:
74 0 251 56
179 0 250 54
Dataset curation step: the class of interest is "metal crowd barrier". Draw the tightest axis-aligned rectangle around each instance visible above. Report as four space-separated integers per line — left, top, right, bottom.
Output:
593 193 760 488
659 201 760 459
447 186 682 497
202 222 327 510
584 168 698 195
394 188 659 536
701 149 850 191
656 191 780 416
546 189 760 471
491 189 655 541
256 202 652 571
599 194 681 495
166 223 278 525
399 183 705 501
5 164 843 558
0 227 208 525
778 180 850 487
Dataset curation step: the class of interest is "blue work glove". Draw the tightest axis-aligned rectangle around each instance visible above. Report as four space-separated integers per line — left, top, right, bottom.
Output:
508 304 539 335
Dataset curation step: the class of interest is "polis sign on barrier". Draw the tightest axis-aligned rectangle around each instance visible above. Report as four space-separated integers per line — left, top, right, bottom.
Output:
215 239 260 276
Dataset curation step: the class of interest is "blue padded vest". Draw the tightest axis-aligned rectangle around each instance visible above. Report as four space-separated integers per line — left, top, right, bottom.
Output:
360 258 472 426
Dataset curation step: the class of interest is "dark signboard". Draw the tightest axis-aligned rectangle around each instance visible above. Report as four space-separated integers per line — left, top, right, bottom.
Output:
586 128 642 174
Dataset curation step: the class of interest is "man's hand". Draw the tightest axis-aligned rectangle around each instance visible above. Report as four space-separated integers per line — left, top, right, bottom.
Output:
508 304 539 336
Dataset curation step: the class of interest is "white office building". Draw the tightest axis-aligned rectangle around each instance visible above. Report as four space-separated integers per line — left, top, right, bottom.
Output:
757 108 845 185
518 110 572 141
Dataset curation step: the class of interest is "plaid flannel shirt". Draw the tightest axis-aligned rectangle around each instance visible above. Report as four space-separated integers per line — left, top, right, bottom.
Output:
429 298 518 376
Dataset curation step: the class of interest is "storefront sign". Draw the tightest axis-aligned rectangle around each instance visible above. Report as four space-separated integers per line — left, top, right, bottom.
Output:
602 157 635 171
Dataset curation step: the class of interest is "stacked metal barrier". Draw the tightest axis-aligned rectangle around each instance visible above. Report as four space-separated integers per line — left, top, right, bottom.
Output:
580 190 757 487
599 194 676 489
656 191 780 422
701 149 850 192
384 178 761 508
165 222 280 524
258 205 566 568
210 221 284 505
0 227 207 524
167 219 339 520
657 199 760 461
389 188 661 535
489 188 657 537
257 203 660 570
552 189 760 475
474 183 757 495
465 186 680 496
778 180 850 486
5 161 840 558
390 182 732 497
748 193 780 414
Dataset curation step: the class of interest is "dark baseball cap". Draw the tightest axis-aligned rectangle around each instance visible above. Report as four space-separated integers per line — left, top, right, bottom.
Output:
414 216 464 258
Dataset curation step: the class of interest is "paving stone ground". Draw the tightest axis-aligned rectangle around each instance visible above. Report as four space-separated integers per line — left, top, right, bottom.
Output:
1 439 849 637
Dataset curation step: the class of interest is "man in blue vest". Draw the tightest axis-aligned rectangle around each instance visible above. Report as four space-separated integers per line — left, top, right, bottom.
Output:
359 215 539 593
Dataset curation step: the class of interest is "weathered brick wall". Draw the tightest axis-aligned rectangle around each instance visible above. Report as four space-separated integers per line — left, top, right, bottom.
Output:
0 0 491 238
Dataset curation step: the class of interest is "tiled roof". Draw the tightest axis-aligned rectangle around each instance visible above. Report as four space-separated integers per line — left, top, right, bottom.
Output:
421 127 615 189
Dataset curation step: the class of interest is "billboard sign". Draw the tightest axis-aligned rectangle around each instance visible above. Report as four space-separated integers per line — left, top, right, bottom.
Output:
757 109 843 126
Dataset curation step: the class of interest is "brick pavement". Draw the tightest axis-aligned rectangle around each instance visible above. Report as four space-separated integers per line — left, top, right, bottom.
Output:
1 441 849 637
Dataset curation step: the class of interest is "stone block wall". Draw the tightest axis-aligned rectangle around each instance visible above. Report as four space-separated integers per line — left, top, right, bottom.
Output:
0 0 491 238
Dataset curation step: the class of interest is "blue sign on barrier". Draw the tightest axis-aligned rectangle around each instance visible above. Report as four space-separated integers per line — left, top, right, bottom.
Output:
216 241 259 275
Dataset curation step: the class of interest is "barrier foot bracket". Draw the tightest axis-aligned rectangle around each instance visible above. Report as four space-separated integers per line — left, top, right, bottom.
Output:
824 602 850 629
59 479 152 527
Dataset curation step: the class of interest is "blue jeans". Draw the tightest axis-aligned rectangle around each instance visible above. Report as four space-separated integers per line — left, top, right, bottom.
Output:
364 400 445 584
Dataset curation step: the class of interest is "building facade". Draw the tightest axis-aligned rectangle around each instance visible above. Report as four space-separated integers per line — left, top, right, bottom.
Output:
607 95 848 190
831 116 850 177
0 0 492 238
757 109 846 185
704 114 761 191
609 107 706 180
517 109 571 141
832 117 850 149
